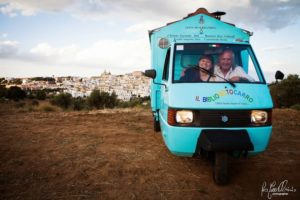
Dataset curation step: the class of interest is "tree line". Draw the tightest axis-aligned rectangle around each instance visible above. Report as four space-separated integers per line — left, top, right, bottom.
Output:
0 85 149 110
269 74 300 110
1 74 298 110
50 90 119 110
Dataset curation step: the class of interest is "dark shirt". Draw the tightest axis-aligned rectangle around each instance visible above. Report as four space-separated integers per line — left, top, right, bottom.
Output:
180 67 211 82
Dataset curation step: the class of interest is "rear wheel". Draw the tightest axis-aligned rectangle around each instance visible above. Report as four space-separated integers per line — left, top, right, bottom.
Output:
213 152 228 185
153 119 160 132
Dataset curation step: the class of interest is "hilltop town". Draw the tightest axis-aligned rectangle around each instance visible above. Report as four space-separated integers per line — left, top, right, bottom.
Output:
1 71 150 101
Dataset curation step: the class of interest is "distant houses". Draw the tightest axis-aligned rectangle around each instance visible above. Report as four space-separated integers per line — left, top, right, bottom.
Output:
6 71 150 101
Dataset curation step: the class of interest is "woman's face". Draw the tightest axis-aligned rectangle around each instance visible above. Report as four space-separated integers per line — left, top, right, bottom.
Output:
199 58 212 70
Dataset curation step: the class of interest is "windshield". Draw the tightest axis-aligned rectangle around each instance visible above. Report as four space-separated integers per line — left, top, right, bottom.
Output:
173 44 265 83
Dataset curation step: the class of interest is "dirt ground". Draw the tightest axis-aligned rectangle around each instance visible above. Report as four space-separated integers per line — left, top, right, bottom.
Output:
0 103 299 200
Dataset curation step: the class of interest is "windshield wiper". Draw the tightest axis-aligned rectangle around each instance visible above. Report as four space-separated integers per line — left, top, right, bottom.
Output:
199 66 236 87
187 65 236 87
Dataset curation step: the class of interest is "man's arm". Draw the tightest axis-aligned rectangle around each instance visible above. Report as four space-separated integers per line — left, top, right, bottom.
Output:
230 66 255 82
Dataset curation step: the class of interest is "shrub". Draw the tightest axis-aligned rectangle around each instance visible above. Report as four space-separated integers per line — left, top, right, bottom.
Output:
40 105 56 112
87 90 118 109
36 90 47 100
117 98 149 108
73 97 86 111
0 85 7 98
107 91 118 108
6 86 26 101
51 93 72 109
31 100 39 106
270 74 300 108
0 97 8 103
15 102 26 108
87 89 103 109
290 104 300 111
26 105 35 112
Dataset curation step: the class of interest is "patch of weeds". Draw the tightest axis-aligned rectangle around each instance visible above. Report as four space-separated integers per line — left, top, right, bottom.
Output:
31 100 39 106
290 104 300 111
26 105 36 112
15 102 26 108
40 105 57 112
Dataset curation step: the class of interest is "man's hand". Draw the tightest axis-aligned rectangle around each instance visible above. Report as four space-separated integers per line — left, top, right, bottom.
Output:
229 76 250 82
229 76 240 82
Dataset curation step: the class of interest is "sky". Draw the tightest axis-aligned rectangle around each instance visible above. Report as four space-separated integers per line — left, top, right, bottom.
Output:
0 0 300 82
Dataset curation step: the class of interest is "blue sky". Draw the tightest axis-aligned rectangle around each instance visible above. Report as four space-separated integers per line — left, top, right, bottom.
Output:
0 0 299 82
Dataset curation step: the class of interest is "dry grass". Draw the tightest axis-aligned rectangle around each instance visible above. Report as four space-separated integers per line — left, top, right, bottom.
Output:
0 103 299 200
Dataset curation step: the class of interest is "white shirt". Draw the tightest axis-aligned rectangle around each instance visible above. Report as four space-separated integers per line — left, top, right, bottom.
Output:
214 65 254 82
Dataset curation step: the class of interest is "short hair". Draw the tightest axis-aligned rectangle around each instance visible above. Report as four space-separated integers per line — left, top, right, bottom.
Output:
218 49 236 68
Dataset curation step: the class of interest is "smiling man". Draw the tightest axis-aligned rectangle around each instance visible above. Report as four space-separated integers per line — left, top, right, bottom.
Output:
214 49 254 82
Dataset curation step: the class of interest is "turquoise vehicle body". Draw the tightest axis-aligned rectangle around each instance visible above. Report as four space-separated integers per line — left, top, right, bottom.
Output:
159 84 272 156
146 8 273 158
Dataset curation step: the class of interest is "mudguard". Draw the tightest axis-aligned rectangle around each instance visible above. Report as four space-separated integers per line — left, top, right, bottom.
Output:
198 129 254 152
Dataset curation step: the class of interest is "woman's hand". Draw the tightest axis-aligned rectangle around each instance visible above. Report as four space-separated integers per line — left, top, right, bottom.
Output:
180 68 187 77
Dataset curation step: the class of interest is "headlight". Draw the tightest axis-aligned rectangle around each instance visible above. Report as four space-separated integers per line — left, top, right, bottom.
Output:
176 110 193 124
251 110 268 124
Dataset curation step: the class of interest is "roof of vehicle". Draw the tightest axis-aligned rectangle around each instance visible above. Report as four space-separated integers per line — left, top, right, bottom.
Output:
149 8 252 39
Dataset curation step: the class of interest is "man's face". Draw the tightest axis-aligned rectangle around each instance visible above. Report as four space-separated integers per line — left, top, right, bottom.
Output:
219 52 232 72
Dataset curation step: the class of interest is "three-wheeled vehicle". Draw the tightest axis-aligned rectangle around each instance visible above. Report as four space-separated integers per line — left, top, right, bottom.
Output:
144 8 284 184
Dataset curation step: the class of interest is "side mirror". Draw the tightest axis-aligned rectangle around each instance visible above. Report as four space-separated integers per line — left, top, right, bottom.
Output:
144 69 156 79
275 70 284 81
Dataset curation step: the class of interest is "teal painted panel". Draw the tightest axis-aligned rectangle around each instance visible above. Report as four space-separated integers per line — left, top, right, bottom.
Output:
167 83 273 109
160 113 272 156
151 14 249 45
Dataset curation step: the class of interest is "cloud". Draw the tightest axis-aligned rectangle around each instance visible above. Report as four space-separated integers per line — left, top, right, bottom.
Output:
27 38 150 73
125 21 164 36
0 0 74 16
0 37 150 75
57 0 300 31
1 0 299 30
0 40 19 57
225 0 300 30
262 45 294 51
0 1 38 16
30 43 77 57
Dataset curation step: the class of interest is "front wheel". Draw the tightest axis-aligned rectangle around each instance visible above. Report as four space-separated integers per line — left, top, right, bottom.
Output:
213 152 228 185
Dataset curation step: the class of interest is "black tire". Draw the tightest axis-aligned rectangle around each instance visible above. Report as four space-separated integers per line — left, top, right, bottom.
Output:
154 119 161 132
213 152 229 185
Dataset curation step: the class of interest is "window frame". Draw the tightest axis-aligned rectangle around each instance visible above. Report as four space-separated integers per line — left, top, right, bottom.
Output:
162 48 171 81
171 43 266 84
